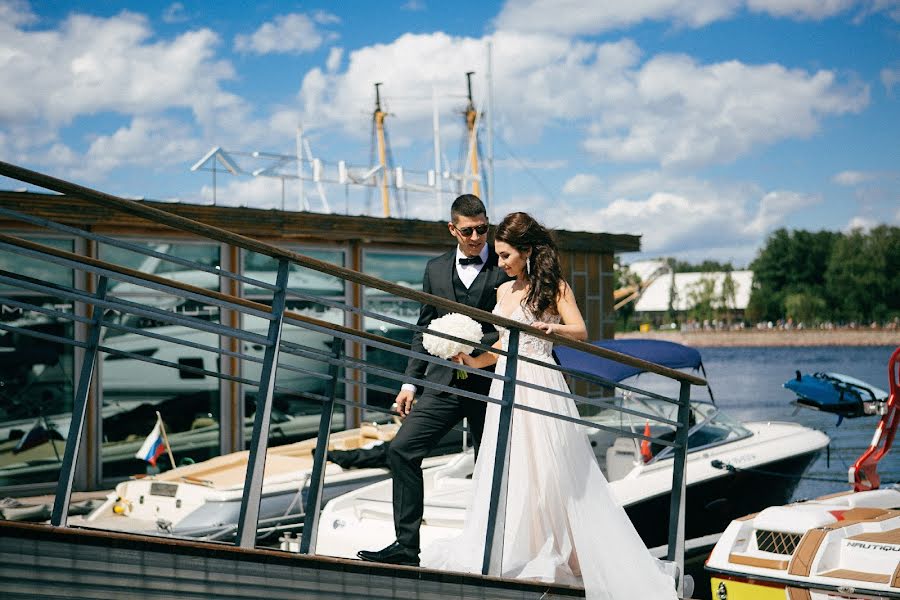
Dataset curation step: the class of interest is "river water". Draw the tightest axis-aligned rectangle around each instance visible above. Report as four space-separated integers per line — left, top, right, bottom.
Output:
686 344 898 500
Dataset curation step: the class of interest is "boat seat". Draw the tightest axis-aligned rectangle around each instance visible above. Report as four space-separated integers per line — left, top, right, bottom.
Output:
606 437 639 481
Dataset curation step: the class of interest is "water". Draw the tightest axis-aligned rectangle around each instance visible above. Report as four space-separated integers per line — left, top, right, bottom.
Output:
691 345 898 501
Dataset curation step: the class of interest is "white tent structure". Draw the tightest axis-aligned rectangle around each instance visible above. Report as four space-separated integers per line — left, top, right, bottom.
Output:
633 270 754 314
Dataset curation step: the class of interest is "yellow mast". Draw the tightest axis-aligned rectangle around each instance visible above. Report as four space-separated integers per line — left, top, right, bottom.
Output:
373 82 391 217
465 72 480 197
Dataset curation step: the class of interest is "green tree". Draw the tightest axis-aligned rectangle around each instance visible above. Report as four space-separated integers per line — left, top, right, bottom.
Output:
720 270 737 325
686 276 718 323
825 225 900 322
784 292 827 324
748 228 841 322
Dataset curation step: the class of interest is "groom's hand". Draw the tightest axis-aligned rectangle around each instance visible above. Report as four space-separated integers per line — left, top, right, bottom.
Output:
394 389 416 417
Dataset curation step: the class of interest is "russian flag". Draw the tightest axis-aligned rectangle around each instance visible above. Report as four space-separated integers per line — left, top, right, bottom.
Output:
135 421 166 466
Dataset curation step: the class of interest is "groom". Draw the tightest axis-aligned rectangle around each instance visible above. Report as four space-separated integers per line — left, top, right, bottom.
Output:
357 194 511 567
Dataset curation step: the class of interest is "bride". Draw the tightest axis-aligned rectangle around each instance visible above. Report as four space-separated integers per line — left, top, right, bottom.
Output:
421 212 677 600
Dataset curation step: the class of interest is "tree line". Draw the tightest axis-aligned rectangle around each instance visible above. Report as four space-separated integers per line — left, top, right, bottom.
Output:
746 225 900 325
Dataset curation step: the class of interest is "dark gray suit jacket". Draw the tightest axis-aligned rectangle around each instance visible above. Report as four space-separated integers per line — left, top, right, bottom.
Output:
404 247 511 390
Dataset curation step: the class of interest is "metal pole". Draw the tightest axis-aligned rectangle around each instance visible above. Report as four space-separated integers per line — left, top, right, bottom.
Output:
666 381 691 597
299 336 344 554
482 329 519 576
235 259 289 548
296 126 307 211
485 41 495 220
51 276 108 527
432 85 443 217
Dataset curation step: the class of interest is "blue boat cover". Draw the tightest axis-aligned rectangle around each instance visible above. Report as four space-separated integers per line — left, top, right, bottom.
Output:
553 339 703 383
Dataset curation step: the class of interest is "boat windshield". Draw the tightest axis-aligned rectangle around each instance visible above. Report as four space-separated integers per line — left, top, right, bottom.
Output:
587 395 752 471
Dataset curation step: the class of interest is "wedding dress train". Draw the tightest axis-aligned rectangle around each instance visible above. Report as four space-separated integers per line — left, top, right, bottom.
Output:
421 303 677 600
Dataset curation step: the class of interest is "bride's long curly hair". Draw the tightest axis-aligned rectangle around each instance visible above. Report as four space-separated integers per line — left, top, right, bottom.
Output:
495 212 562 316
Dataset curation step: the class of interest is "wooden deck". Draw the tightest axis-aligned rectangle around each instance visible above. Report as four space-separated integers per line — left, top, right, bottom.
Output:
0 520 586 599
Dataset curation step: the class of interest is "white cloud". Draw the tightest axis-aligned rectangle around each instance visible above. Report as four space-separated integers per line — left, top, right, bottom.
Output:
882 64 900 94
162 2 188 24
547 172 820 263
495 0 742 35
846 215 879 230
495 158 568 170
562 173 602 195
402 1 427 11
494 0 896 35
298 32 867 168
199 175 297 209
325 47 343 72
0 0 36 27
233 12 339 55
0 11 242 128
584 55 868 166
75 117 205 179
746 0 855 20
833 170 879 185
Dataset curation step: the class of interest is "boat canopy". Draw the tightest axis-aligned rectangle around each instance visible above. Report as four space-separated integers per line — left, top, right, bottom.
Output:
554 339 703 384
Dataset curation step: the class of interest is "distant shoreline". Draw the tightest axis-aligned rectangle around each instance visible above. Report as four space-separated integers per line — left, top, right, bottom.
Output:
615 329 899 348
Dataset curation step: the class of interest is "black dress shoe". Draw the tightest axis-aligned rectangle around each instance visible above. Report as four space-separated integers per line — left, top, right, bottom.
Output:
357 541 420 566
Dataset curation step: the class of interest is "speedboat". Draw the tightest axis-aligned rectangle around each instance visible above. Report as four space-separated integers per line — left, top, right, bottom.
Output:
706 346 900 599
305 340 831 558
73 421 459 539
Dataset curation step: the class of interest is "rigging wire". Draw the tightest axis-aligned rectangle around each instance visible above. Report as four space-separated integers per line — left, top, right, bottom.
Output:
493 132 561 205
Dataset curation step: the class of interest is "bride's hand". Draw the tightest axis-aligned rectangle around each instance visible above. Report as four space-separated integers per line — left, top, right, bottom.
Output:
454 352 474 366
533 321 556 335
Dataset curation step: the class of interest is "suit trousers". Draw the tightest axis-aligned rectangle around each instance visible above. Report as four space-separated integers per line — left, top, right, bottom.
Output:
387 381 488 550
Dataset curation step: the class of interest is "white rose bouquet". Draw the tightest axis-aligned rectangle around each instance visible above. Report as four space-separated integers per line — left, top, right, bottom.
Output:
422 312 484 379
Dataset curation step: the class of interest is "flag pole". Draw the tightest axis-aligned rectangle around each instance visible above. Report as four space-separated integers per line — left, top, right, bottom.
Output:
155 411 176 469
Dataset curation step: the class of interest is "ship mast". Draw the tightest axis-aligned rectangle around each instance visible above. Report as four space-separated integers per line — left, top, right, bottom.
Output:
373 82 392 217
464 72 481 198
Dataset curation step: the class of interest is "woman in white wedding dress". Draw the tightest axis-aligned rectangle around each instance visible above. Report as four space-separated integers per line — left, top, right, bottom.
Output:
421 212 677 600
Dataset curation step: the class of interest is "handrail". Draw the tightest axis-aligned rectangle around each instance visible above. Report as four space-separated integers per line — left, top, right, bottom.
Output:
0 161 696 594
0 160 706 387
0 231 404 351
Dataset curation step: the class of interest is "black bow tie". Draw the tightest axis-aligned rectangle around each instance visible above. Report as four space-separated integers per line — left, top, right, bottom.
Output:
458 255 483 266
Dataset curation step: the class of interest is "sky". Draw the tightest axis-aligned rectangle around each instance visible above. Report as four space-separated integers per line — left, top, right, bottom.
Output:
0 0 898 266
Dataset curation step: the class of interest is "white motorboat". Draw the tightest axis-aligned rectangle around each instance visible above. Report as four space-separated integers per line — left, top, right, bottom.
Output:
705 346 900 600
73 421 457 539
706 487 900 600
304 340 831 558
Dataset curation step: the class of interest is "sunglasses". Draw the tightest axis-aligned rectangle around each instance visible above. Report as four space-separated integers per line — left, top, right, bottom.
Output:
453 224 489 237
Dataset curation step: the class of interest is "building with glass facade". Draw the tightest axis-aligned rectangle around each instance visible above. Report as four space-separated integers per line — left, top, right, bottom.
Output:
0 190 639 497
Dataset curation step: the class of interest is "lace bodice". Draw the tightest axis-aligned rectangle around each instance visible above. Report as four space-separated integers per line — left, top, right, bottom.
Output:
493 302 560 358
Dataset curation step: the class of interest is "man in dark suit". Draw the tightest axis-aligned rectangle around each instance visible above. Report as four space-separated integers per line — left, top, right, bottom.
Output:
357 194 511 567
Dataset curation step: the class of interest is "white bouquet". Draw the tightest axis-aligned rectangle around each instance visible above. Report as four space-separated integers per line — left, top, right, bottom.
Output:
422 312 484 379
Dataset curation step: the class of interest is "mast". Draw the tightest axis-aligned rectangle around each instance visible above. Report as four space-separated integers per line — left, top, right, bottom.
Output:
465 72 480 198
373 82 391 217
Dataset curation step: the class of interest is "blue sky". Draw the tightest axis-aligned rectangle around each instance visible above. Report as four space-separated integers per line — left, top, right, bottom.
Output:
1 0 897 266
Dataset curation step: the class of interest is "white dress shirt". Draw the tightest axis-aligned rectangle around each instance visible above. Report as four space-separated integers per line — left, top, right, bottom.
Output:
455 244 489 288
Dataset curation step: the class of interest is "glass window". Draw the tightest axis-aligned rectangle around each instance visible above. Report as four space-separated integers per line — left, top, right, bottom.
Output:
0 298 75 489
99 242 222 479
243 248 346 449
362 251 437 416
0 237 74 292
0 236 76 490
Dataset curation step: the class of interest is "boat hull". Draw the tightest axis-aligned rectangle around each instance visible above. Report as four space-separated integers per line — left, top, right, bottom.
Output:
627 449 822 549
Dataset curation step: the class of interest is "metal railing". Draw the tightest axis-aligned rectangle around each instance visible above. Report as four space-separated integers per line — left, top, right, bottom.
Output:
0 160 705 595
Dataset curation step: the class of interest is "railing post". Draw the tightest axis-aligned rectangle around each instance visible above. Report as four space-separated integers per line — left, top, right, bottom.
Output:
51 276 108 527
236 259 289 548
482 328 519 576
667 381 691 596
300 335 344 554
